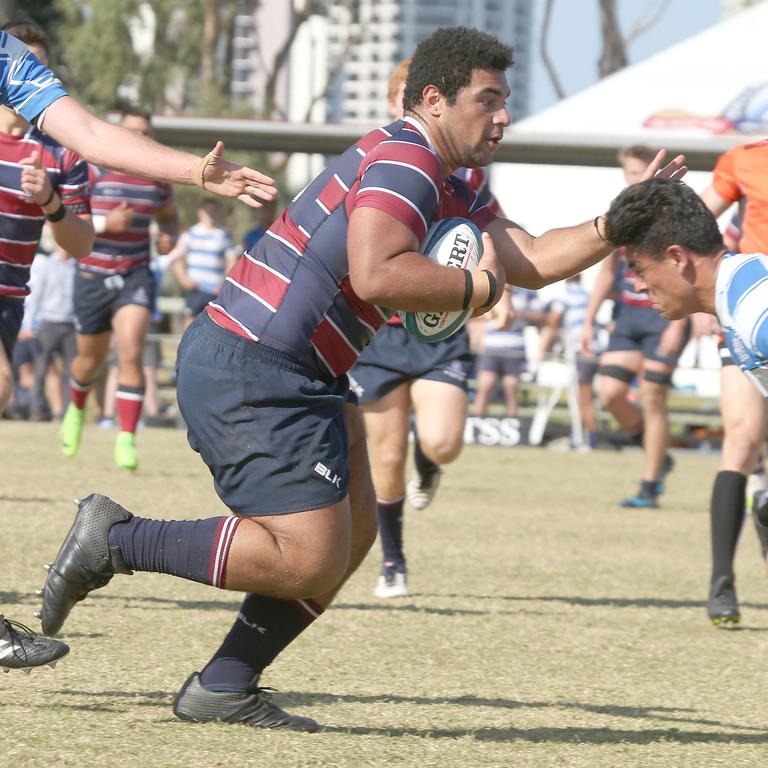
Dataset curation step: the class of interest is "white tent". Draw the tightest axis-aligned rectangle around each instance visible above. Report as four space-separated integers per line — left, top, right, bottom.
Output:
492 1 768 236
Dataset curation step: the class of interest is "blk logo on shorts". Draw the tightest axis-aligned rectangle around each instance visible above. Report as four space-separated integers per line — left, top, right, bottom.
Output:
314 462 342 488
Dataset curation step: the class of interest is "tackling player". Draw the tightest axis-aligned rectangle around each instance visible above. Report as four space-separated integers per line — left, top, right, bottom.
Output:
698 142 768 625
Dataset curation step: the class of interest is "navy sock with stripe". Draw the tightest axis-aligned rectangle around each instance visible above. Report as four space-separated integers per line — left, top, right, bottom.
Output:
200 594 324 691
377 497 405 568
413 435 438 479
107 516 240 587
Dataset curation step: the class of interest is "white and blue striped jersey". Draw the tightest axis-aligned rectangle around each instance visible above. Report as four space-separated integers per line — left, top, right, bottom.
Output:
483 288 543 352
180 223 237 294
716 252 768 395
547 281 599 355
0 32 68 123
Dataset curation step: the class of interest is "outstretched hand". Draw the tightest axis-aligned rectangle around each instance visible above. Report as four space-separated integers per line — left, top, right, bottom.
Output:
641 149 688 183
199 141 278 209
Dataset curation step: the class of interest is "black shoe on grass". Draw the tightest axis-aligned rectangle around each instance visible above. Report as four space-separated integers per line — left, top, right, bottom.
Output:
753 490 768 573
173 672 320 732
0 615 69 672
707 576 740 628
39 494 133 636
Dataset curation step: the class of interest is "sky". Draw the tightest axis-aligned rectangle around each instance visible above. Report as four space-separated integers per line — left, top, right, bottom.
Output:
528 0 725 114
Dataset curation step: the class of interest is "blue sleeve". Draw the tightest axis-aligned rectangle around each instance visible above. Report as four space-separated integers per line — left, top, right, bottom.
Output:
0 33 69 123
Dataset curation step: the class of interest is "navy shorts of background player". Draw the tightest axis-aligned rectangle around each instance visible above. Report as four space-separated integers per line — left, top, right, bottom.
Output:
73 266 156 334
606 303 688 365
349 322 473 404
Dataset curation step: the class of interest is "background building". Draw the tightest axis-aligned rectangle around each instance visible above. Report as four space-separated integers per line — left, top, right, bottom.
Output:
325 0 533 124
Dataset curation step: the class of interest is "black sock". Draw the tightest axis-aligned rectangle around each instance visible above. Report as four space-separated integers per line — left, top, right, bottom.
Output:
413 435 438 478
755 490 768 527
200 594 324 692
377 497 405 568
710 470 747 582
639 480 657 498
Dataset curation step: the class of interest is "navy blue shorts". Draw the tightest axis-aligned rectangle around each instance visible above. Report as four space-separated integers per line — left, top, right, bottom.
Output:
349 323 472 404
575 356 599 385
74 266 156 335
176 312 350 516
606 303 684 366
184 288 216 318
0 298 24 360
477 349 527 377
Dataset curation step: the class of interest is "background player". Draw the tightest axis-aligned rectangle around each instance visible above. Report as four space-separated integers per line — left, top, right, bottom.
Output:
58 109 179 471
170 197 239 328
473 286 544 418
349 58 510 598
581 146 685 508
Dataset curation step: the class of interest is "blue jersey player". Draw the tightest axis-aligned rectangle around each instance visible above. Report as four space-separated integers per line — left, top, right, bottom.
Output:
604 176 768 615
39 27 685 730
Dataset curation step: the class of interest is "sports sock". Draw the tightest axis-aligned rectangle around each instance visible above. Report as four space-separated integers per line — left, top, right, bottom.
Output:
413 435 438 478
639 479 658 498
377 496 405 568
200 594 324 691
755 490 768 527
107 516 240 588
116 384 144 433
710 470 747 582
69 377 92 410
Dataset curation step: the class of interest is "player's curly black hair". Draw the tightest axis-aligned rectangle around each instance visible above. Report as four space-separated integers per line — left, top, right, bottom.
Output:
605 178 723 260
403 27 514 111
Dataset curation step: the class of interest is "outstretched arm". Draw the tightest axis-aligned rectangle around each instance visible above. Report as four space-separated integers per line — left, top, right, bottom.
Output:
40 97 278 208
487 150 687 289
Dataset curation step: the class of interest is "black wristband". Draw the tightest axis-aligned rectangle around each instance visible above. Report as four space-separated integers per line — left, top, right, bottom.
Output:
480 269 497 309
40 188 55 207
45 203 66 223
594 215 612 246
462 268 473 311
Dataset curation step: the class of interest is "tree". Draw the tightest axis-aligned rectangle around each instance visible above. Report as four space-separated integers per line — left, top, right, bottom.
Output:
541 0 671 97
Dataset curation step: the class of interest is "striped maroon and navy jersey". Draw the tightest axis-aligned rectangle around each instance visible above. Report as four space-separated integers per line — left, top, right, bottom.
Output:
387 164 502 328
208 118 498 378
78 167 173 275
616 250 654 309
0 127 89 298
452 166 502 215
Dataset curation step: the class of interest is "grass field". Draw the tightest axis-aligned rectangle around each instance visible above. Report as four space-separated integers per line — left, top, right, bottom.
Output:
2 420 767 768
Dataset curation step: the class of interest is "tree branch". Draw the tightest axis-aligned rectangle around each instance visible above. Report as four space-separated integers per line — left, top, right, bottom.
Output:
540 0 566 100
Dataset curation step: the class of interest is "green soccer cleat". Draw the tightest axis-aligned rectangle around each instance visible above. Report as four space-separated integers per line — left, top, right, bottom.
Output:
114 431 138 471
59 403 85 457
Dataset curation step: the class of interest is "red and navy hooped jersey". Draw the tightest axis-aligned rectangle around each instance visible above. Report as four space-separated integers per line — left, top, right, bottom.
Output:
616 250 654 309
78 167 173 275
0 127 89 298
386 164 502 327
208 117 497 378
452 167 501 215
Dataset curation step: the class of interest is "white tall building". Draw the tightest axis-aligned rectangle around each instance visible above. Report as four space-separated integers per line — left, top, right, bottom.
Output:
325 0 533 123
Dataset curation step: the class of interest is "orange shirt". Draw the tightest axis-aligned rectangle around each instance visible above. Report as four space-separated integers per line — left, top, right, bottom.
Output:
712 140 768 254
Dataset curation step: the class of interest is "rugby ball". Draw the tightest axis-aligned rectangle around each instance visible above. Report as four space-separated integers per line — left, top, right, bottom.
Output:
399 217 483 343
